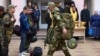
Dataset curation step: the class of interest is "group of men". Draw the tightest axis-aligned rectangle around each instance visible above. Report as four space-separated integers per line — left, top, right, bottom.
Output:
19 2 40 56
0 1 75 56
0 5 16 56
0 3 39 56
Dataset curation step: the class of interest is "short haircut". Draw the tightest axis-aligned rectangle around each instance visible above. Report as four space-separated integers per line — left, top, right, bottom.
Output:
23 6 30 10
0 6 4 11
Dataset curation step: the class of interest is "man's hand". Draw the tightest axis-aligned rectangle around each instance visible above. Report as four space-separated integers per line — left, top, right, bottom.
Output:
63 28 67 35
11 18 16 22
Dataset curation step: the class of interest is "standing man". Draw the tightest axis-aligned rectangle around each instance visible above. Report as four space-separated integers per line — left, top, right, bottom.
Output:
19 6 30 56
56 2 64 13
64 3 70 13
81 4 90 37
2 5 16 56
33 4 40 31
0 6 5 56
45 2 71 56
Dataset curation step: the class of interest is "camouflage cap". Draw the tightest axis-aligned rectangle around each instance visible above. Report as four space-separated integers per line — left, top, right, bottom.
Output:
7 5 17 10
48 2 55 6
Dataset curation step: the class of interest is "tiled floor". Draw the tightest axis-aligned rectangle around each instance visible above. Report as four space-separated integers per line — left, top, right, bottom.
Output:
9 38 100 56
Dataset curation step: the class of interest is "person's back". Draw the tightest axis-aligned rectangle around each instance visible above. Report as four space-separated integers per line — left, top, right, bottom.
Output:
90 11 100 39
90 15 100 27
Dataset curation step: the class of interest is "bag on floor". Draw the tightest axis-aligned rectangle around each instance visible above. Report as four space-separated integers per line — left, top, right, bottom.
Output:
30 47 42 56
31 36 38 43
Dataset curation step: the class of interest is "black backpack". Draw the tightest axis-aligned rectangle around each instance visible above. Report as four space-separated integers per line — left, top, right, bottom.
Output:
31 47 42 56
13 25 20 36
27 24 37 37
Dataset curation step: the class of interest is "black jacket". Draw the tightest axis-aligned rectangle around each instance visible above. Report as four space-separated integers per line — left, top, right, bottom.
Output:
81 9 90 22
45 13 52 30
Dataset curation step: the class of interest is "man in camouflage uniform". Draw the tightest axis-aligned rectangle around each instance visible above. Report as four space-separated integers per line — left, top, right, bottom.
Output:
2 5 16 56
0 6 5 56
45 2 71 56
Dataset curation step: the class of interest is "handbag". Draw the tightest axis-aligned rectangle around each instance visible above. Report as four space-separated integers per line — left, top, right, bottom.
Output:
89 27 93 36
27 24 37 43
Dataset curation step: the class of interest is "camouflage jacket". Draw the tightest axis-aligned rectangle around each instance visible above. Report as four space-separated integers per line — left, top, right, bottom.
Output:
45 7 66 44
0 16 4 37
3 13 16 29
45 7 75 44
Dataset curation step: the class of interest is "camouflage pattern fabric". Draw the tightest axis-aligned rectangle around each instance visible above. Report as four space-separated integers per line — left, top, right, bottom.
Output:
0 16 4 56
2 13 15 56
61 13 75 40
0 17 4 43
45 7 71 56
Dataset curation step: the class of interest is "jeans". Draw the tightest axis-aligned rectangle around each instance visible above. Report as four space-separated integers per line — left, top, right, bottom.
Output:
0 44 2 56
24 36 31 51
19 32 27 53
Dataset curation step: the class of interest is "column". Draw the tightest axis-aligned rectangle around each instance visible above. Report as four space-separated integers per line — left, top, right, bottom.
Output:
11 0 27 25
93 0 100 14
0 0 7 9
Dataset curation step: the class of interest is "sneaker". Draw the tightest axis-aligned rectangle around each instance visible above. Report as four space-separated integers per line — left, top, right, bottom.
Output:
18 52 27 56
23 51 29 56
24 50 29 53
18 53 25 56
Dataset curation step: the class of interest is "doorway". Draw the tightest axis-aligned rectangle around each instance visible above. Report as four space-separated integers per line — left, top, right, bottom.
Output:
28 0 64 29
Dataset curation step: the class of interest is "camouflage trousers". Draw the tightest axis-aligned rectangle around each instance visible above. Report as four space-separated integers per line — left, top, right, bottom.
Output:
2 29 13 56
0 29 3 56
0 36 2 56
47 40 71 56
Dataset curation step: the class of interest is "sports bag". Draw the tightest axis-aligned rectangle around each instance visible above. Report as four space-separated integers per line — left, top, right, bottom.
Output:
31 47 42 56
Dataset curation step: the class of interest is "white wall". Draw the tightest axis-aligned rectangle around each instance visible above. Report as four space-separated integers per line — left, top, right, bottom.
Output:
73 0 84 21
93 0 100 14
11 0 27 25
0 0 7 9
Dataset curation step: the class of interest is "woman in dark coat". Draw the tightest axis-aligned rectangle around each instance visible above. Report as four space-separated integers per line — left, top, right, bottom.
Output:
90 11 100 39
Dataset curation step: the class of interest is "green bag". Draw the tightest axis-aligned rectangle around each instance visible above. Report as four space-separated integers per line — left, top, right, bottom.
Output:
67 38 77 49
